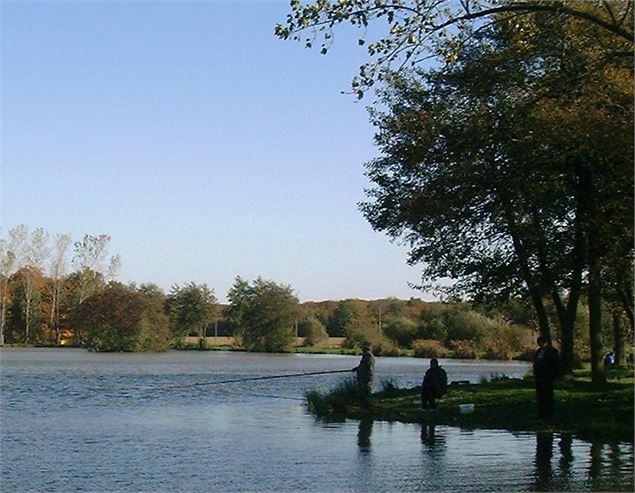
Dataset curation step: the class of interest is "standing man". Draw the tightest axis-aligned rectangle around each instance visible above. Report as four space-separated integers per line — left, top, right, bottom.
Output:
533 335 560 418
420 358 448 410
352 341 375 407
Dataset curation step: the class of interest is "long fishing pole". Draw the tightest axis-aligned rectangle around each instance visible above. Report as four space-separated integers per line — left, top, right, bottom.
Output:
188 368 352 388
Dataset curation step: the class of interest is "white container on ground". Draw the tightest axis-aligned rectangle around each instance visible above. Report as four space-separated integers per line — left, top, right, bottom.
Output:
459 403 475 414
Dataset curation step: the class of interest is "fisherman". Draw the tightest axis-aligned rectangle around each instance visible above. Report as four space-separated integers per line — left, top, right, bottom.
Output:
351 341 375 407
533 335 560 418
420 358 447 410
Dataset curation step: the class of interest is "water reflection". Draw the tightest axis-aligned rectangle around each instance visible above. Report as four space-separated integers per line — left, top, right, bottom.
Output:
357 419 373 452
420 424 445 448
534 432 554 490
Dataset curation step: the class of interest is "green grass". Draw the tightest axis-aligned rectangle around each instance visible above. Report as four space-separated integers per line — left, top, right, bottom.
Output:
307 368 634 442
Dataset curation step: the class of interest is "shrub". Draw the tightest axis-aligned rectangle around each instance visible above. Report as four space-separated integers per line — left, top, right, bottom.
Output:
305 378 359 417
449 339 478 359
517 345 536 362
573 339 591 368
301 315 329 347
372 337 401 356
412 339 449 358
483 338 514 360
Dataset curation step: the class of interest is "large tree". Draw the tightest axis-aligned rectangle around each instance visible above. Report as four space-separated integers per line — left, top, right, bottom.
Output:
225 277 299 352
360 10 632 379
0 225 27 345
70 234 121 343
278 0 633 382
167 282 218 346
78 283 171 352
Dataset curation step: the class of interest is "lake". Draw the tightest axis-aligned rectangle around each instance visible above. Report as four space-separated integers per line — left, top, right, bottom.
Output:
1 348 632 492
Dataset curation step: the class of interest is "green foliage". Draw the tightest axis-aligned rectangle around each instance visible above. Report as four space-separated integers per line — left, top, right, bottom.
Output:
417 303 452 341
329 299 374 348
305 378 359 418
382 315 418 347
167 282 217 344
133 284 171 352
225 276 299 353
277 1 633 97
300 315 328 347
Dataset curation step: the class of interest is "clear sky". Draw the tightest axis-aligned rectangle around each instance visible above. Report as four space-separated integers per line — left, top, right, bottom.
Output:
1 0 428 303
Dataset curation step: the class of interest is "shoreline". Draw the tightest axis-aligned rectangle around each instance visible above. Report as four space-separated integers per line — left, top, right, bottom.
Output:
309 369 635 444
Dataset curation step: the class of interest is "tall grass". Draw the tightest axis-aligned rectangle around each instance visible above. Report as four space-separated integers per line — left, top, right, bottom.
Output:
305 378 359 418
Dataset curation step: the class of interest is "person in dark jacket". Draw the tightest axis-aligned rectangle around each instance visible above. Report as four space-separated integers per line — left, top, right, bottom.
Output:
421 358 447 410
352 341 375 406
533 335 560 418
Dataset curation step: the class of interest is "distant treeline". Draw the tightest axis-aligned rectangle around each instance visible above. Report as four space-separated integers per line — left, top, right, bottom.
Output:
2 225 626 364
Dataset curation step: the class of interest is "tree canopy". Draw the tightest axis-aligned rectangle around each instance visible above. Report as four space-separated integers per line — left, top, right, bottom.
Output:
276 0 633 97
225 277 299 352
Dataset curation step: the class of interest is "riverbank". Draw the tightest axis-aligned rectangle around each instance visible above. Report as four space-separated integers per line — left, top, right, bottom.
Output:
308 368 634 443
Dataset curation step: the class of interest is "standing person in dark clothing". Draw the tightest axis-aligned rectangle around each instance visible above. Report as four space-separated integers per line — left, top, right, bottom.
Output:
533 335 560 418
352 341 375 407
421 358 447 410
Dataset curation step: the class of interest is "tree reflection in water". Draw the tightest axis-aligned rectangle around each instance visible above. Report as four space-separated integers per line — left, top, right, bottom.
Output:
535 432 554 490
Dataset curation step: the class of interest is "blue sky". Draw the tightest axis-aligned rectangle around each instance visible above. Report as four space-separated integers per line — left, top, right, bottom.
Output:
1 0 427 303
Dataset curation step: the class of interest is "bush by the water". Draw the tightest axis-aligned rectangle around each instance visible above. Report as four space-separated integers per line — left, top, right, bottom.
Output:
305 378 359 417
449 339 478 359
483 338 514 360
412 339 449 358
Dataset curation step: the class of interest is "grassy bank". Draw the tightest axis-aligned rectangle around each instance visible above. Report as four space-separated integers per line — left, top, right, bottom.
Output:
306 368 634 443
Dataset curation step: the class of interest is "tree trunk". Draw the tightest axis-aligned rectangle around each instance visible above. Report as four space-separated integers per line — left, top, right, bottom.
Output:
612 310 624 366
578 162 605 386
504 208 552 339
588 263 605 385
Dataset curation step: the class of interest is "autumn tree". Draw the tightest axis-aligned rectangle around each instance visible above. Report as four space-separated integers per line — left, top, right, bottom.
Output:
70 234 121 343
21 227 49 343
48 233 71 344
76 282 172 352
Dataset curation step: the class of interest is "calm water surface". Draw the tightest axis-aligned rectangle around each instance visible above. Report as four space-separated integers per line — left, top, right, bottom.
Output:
1 348 632 492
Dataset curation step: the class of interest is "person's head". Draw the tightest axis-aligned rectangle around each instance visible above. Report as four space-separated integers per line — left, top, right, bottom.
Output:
361 341 371 352
537 335 548 347
430 358 439 368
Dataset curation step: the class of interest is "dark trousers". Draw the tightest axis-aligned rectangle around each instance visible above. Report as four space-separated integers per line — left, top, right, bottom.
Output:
535 377 554 417
358 382 371 407
421 387 437 409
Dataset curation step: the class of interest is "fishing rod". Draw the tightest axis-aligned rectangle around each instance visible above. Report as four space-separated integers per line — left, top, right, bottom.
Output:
188 368 353 388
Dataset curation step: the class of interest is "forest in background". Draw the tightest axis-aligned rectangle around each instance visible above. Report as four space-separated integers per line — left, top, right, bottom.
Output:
1 225 629 367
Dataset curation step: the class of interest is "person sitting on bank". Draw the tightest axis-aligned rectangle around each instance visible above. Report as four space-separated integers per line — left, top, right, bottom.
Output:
351 341 375 407
421 358 448 410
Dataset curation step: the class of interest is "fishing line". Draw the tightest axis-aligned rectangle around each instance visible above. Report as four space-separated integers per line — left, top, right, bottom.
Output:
161 368 353 390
